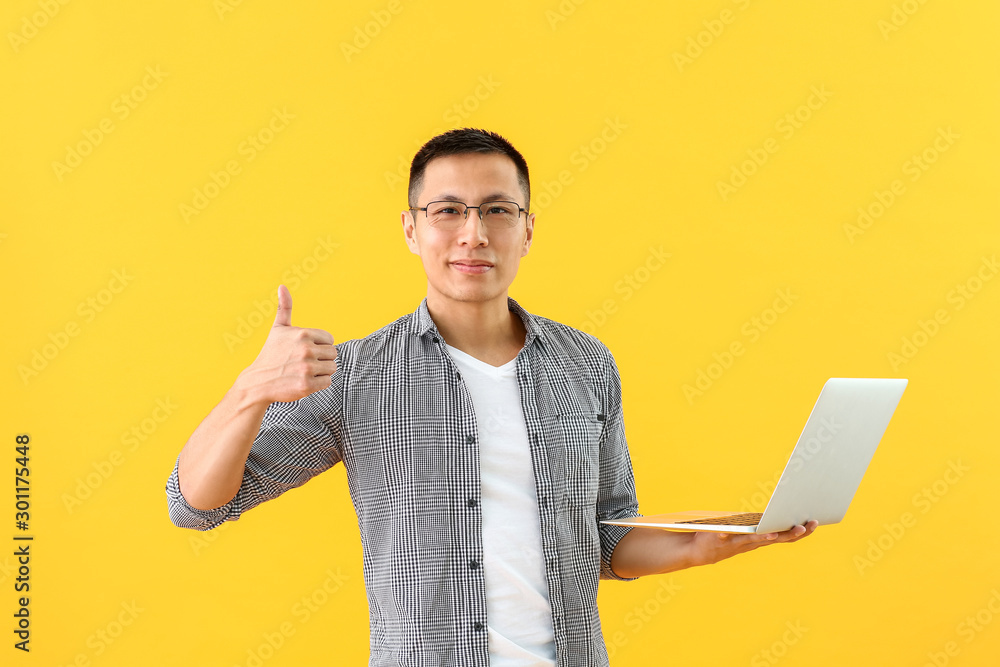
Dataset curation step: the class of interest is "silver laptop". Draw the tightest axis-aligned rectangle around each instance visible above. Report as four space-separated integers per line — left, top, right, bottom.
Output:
602 378 908 534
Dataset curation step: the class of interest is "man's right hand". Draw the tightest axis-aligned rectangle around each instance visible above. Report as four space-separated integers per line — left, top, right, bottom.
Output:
234 284 339 405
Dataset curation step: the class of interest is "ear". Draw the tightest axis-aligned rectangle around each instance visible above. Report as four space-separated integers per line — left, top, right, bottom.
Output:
401 209 421 256
521 212 534 257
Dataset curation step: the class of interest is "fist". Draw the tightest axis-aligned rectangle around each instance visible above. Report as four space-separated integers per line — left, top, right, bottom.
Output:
236 285 339 404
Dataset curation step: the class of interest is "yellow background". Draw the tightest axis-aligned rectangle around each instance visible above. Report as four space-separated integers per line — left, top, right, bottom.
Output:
3 1 998 665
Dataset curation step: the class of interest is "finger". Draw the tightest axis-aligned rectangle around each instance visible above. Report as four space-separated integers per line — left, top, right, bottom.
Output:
732 532 788 550
788 521 819 542
274 284 293 327
304 373 335 394
298 327 335 346
311 359 339 377
721 532 775 548
314 343 338 361
771 524 810 543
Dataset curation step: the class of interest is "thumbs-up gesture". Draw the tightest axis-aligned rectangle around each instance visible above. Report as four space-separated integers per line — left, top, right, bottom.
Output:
234 285 339 405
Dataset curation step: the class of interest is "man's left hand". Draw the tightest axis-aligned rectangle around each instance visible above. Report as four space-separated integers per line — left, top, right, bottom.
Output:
686 520 820 568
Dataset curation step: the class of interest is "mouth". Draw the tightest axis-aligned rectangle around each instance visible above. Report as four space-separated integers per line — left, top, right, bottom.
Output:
450 260 494 274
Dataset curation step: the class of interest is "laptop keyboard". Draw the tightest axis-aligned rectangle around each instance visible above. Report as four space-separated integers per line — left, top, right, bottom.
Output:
676 512 763 526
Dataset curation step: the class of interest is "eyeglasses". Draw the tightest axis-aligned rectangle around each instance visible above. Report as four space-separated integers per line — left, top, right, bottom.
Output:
410 200 526 230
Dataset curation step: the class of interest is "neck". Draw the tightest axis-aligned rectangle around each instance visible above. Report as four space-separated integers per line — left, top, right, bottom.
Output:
425 291 525 363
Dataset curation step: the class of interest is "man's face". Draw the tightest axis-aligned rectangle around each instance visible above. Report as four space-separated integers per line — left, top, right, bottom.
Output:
402 152 534 307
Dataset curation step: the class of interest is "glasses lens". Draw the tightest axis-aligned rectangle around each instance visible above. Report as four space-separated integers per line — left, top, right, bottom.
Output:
481 202 520 227
426 202 466 228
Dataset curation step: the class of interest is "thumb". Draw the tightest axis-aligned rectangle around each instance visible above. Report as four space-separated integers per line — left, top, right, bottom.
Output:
273 284 292 327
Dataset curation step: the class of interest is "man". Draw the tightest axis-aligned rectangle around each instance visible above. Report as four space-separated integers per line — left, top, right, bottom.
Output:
165 128 816 666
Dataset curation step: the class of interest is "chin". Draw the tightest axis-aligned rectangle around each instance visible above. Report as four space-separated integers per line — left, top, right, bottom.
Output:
434 284 506 304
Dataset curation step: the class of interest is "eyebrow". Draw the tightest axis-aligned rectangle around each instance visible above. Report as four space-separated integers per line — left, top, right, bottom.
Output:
433 192 519 203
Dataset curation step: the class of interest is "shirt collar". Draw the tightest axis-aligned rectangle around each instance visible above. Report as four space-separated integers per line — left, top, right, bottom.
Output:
411 296 545 349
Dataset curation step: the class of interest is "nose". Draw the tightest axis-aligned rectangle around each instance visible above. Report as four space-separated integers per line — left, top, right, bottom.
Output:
457 207 489 246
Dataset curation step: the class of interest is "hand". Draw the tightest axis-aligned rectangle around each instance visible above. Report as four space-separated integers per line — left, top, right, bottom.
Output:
687 520 819 568
234 285 338 405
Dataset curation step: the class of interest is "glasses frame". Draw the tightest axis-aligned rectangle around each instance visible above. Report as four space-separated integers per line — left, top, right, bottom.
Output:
410 200 527 228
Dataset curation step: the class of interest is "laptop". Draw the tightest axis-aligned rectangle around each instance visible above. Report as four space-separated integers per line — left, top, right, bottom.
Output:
601 377 908 534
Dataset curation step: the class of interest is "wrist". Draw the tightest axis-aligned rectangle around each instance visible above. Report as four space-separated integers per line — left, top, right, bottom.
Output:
653 530 700 574
676 532 705 570
228 372 271 414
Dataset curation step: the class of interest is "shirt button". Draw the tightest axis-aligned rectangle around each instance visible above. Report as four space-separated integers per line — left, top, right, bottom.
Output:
431 336 440 344
466 435 475 445
466 498 478 508
597 413 606 422
474 621 484 631
469 559 480 570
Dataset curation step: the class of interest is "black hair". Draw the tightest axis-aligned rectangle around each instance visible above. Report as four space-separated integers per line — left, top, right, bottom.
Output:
408 127 531 212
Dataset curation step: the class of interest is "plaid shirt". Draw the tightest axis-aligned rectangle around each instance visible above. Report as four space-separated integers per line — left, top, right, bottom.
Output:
165 296 639 666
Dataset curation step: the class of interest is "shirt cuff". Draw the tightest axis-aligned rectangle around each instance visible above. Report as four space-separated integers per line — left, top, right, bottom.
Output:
164 456 236 531
600 520 640 581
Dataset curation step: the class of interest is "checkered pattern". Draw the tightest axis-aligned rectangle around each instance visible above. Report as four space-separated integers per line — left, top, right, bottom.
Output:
165 296 640 666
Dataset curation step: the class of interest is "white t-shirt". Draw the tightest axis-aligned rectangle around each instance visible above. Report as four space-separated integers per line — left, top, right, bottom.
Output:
446 343 557 666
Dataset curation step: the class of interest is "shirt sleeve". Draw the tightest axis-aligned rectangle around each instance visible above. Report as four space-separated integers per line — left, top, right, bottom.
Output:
165 350 347 531
596 346 641 581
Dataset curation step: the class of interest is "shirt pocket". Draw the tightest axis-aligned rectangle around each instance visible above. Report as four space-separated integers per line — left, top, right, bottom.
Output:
556 410 603 509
